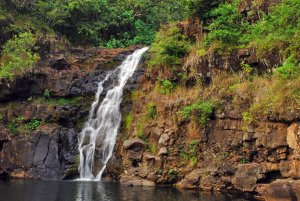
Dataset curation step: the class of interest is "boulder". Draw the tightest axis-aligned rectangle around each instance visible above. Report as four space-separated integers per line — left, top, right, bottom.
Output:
232 163 266 192
261 179 300 201
176 169 202 189
127 151 143 161
123 139 145 152
158 147 168 156
49 56 71 70
120 175 155 187
158 134 169 146
199 175 218 191
287 123 300 159
280 160 300 179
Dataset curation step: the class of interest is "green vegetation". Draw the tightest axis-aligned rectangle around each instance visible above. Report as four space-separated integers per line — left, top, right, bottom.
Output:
145 142 158 155
182 100 215 128
158 80 176 95
0 32 39 80
179 140 199 168
7 116 25 135
146 103 158 120
239 158 250 164
136 121 146 140
246 0 300 62
123 112 133 131
34 96 83 106
6 116 43 135
205 0 247 52
43 89 51 99
186 0 224 22
167 169 183 182
25 118 42 130
0 0 187 48
148 24 190 70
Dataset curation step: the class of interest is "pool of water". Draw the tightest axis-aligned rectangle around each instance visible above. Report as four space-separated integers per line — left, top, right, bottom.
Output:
0 180 259 201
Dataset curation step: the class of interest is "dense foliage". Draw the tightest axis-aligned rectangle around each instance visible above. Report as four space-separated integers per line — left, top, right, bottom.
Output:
0 0 187 47
0 32 39 79
148 24 190 70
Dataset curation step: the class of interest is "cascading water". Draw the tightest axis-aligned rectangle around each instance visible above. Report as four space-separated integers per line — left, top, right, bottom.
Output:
78 47 149 181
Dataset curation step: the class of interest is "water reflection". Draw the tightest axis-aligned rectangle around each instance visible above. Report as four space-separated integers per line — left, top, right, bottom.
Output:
0 180 258 201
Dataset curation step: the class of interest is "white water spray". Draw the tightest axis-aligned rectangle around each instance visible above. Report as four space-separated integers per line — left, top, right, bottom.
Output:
78 47 149 181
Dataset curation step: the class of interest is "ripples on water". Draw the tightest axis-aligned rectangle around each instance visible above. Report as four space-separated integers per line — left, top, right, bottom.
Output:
0 180 258 201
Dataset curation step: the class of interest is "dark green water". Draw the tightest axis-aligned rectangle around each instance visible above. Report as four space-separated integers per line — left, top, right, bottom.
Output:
0 180 258 201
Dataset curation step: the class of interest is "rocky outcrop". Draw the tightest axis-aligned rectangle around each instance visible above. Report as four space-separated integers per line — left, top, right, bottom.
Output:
0 128 78 180
260 179 300 201
0 46 146 179
0 46 141 101
117 79 300 198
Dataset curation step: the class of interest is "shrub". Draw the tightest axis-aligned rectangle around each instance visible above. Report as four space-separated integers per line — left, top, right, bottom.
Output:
274 59 300 80
0 32 39 80
136 121 146 140
167 169 182 182
123 112 133 131
182 100 215 128
43 89 51 99
146 103 158 120
148 23 190 70
179 140 199 168
145 142 158 155
7 116 25 135
247 0 300 62
186 0 224 22
7 122 19 135
157 79 176 95
205 0 247 52
25 118 42 130
35 97 83 106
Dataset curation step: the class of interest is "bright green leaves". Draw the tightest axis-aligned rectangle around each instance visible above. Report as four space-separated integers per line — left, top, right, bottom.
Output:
148 24 190 70
0 32 39 80
181 100 215 128
205 0 247 52
248 0 300 62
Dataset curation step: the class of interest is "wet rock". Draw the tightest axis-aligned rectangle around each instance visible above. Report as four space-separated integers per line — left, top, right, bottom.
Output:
123 139 145 152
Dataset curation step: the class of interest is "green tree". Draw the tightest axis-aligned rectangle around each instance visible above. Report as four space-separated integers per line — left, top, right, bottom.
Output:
0 32 39 80
186 0 224 22
205 0 248 52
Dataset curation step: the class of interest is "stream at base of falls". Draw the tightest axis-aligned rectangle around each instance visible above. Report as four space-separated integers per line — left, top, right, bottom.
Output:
0 180 259 201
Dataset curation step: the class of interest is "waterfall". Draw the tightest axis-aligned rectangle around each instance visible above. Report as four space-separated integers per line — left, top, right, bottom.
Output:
78 47 149 181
